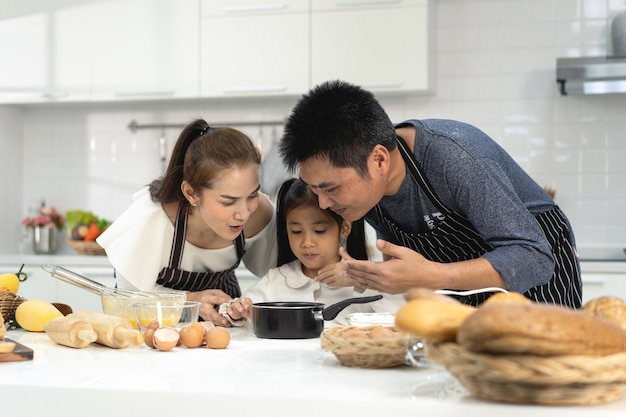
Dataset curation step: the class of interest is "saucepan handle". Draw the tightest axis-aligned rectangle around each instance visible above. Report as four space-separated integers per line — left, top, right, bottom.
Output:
321 294 383 321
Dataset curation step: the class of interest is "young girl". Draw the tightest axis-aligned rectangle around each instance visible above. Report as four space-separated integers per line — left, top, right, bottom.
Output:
97 119 277 326
222 178 402 325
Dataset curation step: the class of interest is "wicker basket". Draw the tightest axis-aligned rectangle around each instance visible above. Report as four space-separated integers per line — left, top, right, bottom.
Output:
0 291 27 325
320 325 408 369
68 239 106 256
425 342 626 405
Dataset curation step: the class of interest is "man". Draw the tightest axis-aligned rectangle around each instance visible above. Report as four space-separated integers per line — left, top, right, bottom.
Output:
279 80 581 307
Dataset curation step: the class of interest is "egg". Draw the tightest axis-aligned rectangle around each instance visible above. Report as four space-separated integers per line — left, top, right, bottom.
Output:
205 327 230 349
341 328 368 339
368 326 399 339
179 322 206 348
153 327 179 351
143 320 161 348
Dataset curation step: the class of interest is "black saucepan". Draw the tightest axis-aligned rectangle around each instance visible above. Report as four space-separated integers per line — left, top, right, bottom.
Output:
252 295 383 339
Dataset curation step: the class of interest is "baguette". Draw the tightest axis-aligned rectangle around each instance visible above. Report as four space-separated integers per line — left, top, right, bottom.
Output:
457 302 626 356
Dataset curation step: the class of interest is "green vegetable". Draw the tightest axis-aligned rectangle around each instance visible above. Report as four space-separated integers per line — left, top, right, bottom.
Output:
65 210 99 238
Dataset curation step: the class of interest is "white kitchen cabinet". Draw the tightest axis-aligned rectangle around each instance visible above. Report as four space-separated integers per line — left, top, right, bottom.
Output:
311 0 432 94
580 261 626 305
0 4 91 103
200 0 309 97
90 0 199 101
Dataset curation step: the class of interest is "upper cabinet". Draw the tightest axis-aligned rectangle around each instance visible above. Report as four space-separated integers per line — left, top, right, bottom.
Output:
90 0 199 101
0 4 92 102
310 0 432 94
199 0 309 97
0 0 432 103
0 0 199 103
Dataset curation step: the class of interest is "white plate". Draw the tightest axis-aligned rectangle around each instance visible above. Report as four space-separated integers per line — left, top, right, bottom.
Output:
345 312 396 327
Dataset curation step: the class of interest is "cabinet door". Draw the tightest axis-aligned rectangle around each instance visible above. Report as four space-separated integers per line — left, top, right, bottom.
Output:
200 1 309 97
311 1 432 93
90 0 199 100
582 273 626 304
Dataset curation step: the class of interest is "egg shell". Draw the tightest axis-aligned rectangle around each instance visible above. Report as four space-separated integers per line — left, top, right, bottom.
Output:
205 327 230 349
153 327 179 351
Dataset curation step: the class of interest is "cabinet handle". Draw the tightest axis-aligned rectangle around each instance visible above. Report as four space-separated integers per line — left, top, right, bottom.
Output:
222 85 287 94
360 82 403 89
335 0 402 7
114 91 175 98
582 276 605 285
223 4 287 13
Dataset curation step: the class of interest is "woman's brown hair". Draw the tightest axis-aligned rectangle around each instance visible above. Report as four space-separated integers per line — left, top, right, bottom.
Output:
149 119 261 204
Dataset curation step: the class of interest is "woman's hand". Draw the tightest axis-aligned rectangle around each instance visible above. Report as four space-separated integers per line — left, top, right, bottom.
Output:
187 289 233 326
314 247 358 288
227 297 254 320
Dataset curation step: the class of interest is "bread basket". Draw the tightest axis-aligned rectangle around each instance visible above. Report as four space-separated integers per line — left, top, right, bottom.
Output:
0 291 27 326
425 342 626 405
320 325 408 368
68 239 106 256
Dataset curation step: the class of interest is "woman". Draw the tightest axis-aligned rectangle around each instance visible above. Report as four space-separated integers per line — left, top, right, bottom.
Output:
97 119 277 325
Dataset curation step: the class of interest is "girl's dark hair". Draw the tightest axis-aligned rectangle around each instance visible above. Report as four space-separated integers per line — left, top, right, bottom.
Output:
279 80 397 177
275 178 368 267
149 119 261 204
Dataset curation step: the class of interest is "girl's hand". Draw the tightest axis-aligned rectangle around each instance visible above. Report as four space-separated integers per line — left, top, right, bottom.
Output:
227 297 254 320
187 289 233 326
315 247 357 287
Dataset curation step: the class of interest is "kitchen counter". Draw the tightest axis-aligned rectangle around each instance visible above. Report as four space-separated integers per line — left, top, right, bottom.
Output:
2 327 625 417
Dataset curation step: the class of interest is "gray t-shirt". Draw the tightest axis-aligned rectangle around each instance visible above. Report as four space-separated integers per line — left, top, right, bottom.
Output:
365 119 562 293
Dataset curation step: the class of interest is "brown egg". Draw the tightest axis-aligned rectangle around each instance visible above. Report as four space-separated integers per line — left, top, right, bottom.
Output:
153 327 179 351
341 328 368 339
368 326 399 339
205 327 230 349
179 322 206 348
143 320 161 348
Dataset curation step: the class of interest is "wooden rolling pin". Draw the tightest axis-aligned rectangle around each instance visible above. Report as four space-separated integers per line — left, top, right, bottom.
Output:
72 310 144 349
44 315 98 349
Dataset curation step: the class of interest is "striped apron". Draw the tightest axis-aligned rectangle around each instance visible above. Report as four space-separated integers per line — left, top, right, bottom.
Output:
372 137 582 307
156 203 244 298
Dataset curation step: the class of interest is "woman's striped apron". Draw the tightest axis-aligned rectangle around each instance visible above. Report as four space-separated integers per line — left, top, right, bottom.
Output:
372 137 582 307
156 203 244 298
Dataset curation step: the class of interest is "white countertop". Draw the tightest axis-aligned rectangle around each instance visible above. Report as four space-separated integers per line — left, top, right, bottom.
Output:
2 327 625 417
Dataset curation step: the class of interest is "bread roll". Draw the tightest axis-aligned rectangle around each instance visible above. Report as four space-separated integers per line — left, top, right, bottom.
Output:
395 298 476 343
458 302 626 356
404 287 460 304
483 291 531 305
583 296 626 330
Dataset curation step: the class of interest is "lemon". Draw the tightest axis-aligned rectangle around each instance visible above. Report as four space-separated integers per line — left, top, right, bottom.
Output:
15 299 63 332
0 273 20 294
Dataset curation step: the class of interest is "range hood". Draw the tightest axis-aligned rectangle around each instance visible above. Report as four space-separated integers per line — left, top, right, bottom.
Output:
556 56 626 95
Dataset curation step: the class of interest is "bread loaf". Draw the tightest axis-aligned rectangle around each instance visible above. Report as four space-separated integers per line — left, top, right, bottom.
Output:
458 302 626 356
395 298 476 342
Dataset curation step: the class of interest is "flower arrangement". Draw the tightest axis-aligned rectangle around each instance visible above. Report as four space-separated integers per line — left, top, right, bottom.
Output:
22 205 65 231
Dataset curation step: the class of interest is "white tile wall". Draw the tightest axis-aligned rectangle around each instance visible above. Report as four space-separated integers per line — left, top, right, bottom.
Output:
1 0 625 258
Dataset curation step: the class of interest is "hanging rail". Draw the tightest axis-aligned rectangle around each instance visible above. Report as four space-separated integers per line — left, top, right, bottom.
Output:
127 119 285 134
